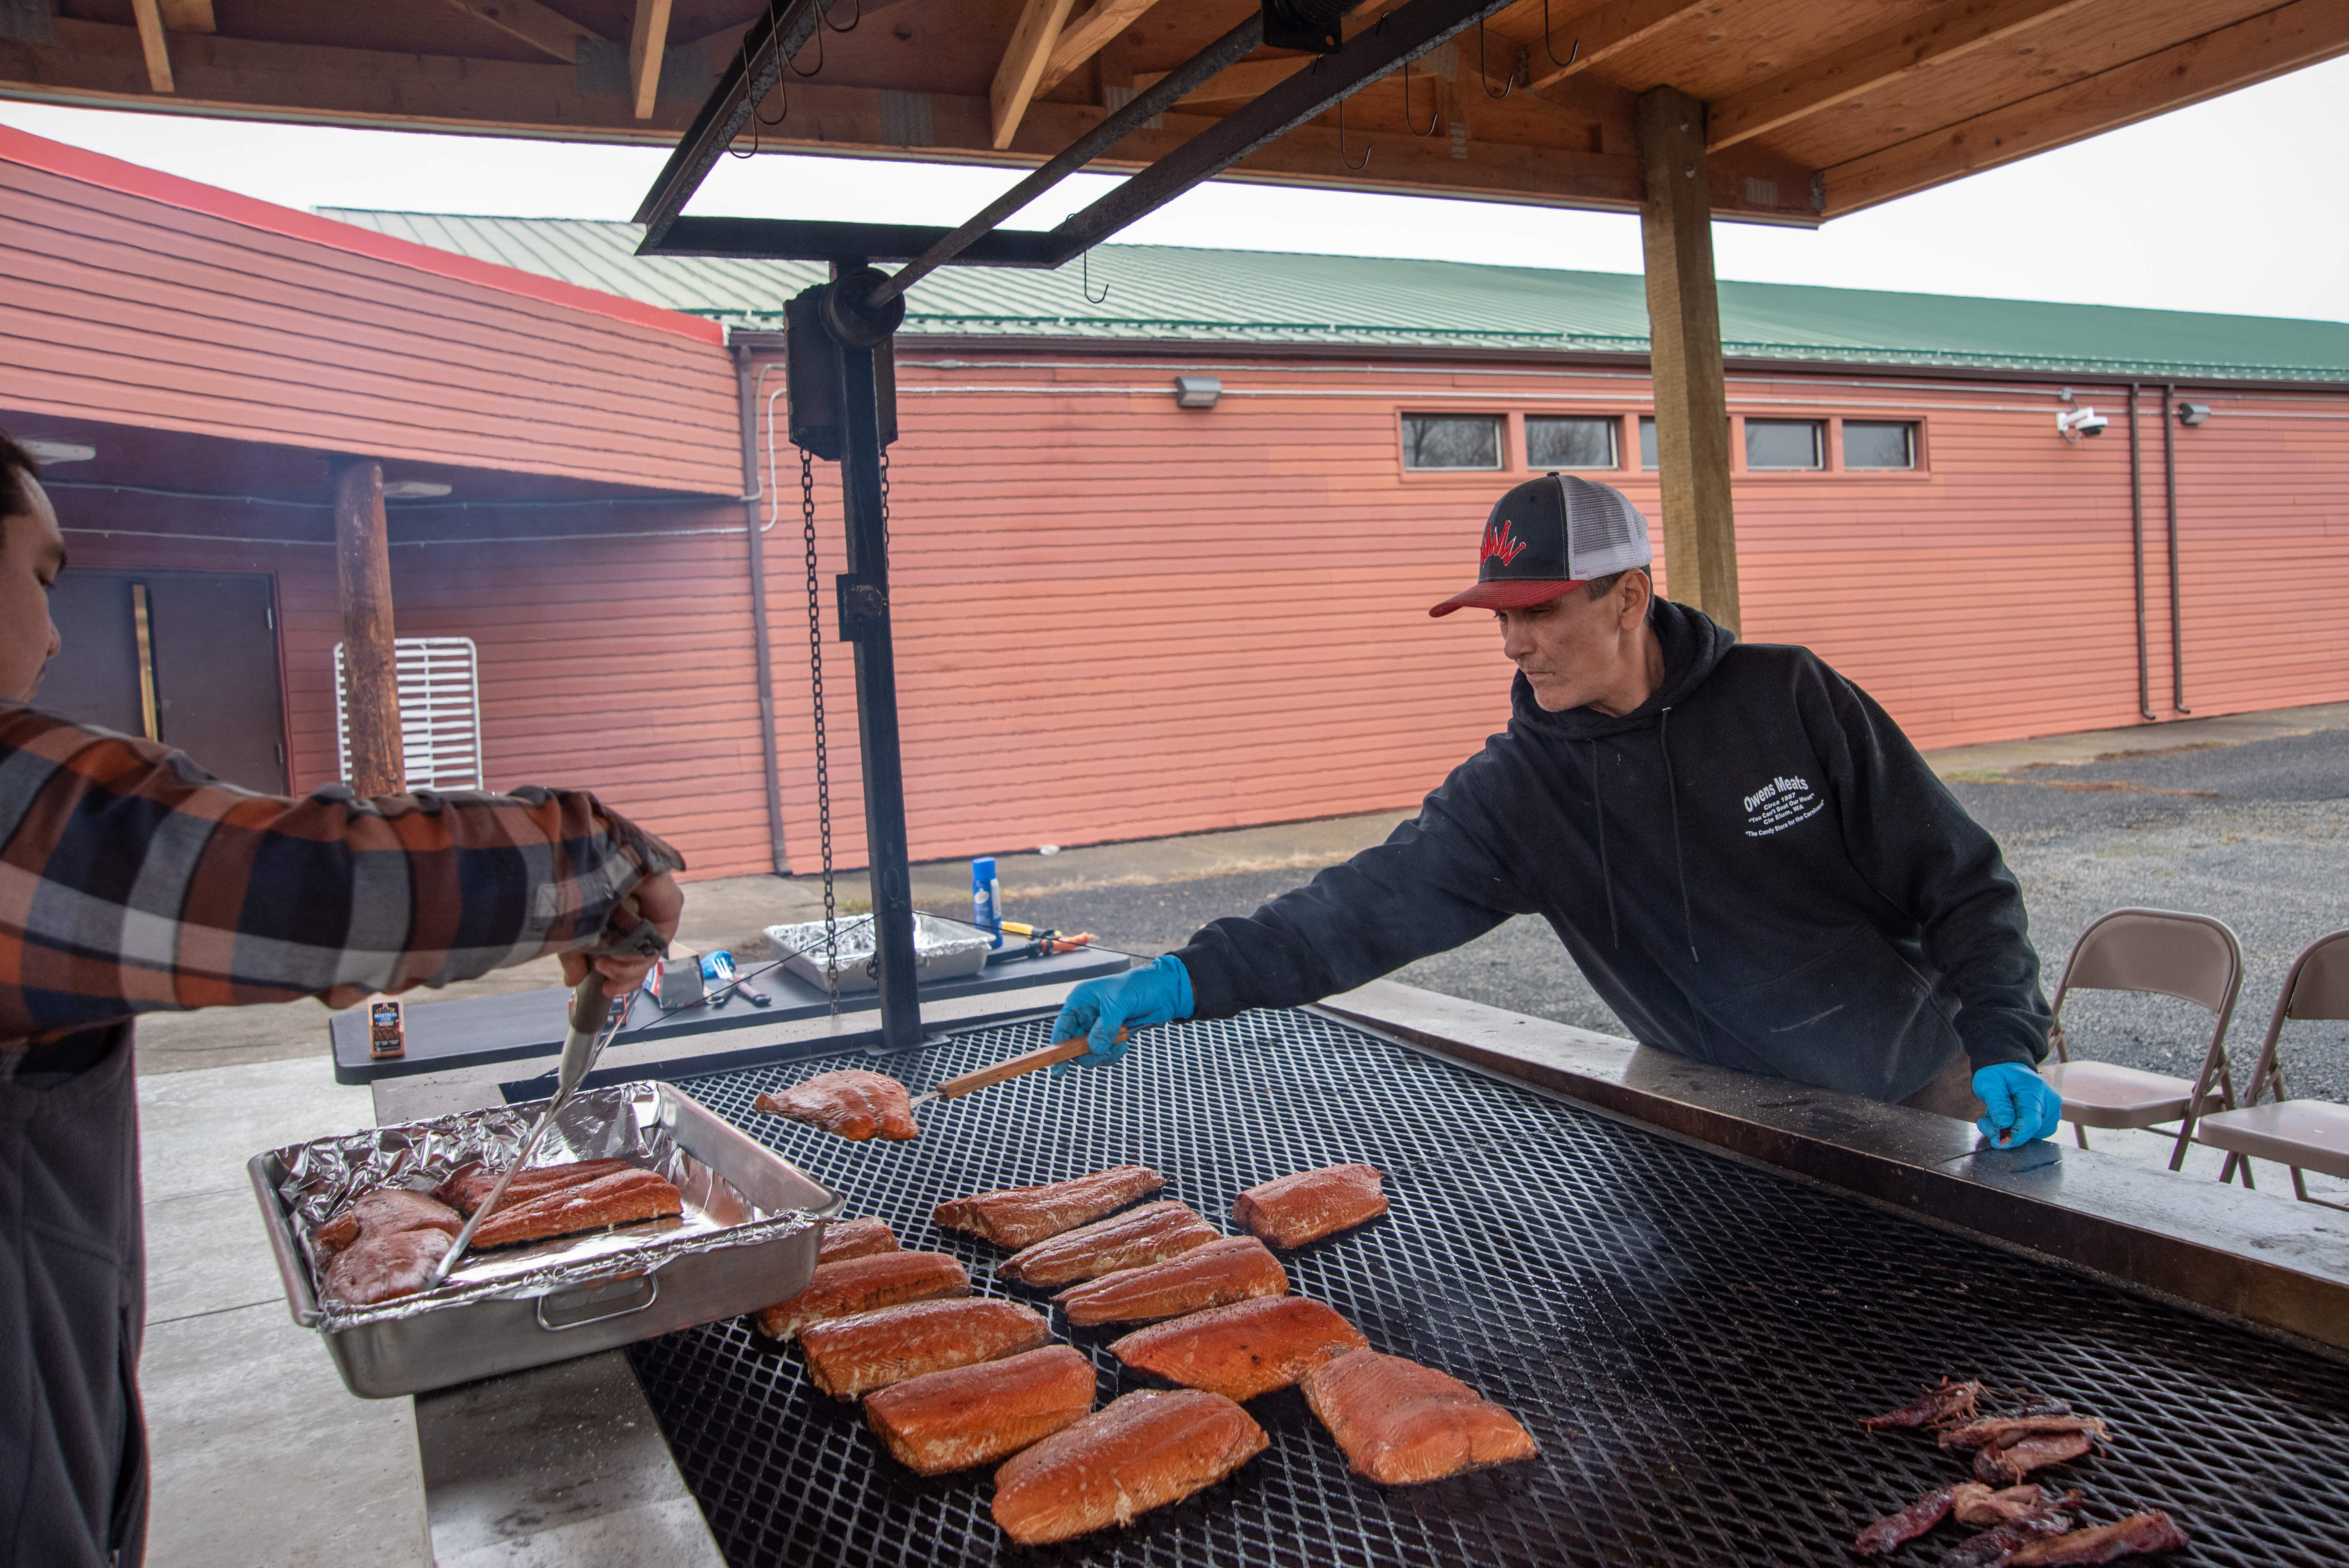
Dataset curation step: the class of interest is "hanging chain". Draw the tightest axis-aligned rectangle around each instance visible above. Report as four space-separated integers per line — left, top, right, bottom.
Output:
879 447 891 551
801 447 840 1015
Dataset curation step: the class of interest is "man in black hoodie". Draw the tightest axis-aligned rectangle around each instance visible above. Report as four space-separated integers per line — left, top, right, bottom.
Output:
1053 473 2063 1145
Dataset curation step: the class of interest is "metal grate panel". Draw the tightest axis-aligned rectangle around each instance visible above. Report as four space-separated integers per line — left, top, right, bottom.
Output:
627 1010 2349 1567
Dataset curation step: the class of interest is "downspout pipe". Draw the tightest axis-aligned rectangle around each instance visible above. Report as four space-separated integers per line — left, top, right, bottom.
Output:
736 343 792 874
2164 383 2190 713
2129 384 2155 721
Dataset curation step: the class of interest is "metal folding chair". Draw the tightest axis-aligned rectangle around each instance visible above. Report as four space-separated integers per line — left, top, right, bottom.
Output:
2041 908 2243 1170
2194 929 2349 1211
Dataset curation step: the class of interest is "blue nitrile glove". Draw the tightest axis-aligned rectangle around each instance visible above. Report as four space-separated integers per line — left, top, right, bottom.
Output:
1050 955 1194 1070
1973 1063 2063 1147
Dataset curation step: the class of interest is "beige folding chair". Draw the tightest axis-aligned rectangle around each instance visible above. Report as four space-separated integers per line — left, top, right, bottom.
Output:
2041 908 2242 1170
2194 929 2349 1211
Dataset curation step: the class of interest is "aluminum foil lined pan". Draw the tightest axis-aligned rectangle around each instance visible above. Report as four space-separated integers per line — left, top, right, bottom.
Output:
765 913 992 993
270 1083 821 1332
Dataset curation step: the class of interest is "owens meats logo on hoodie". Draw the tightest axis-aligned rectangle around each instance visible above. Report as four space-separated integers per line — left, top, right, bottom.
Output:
1742 773 1822 837
1480 519 1529 570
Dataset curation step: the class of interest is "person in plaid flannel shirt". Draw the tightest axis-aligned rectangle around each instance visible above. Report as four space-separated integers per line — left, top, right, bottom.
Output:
0 429 686 1568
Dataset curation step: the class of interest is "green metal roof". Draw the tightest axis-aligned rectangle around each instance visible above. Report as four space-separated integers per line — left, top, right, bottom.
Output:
320 210 2349 384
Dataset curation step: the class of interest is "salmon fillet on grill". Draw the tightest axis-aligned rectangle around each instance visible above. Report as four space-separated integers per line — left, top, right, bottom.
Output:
991 1388 1269 1546
800 1298 1052 1399
755 1250 969 1340
934 1165 1163 1250
865 1344 1098 1475
1111 1295 1369 1402
754 1069 919 1142
471 1168 684 1250
997 1201 1219 1288
2005 1511 2190 1565
1056 1235 1288 1327
431 1158 636 1217
1231 1163 1388 1249
1301 1350 1537 1486
817 1216 900 1265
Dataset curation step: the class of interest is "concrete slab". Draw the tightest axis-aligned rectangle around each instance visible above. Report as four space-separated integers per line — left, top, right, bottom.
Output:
145 1185 286 1325
137 1054 379 1202
1926 698 2349 779
141 1300 428 1568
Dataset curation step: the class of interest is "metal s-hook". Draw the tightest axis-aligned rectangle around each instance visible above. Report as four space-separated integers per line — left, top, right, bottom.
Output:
820 0 860 32
788 14 824 76
1540 0 1579 69
1476 14 1516 99
1401 54 1439 136
1080 248 1109 305
1337 90 1371 170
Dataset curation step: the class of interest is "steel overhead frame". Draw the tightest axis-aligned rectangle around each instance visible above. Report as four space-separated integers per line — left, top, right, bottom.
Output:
638 0 1513 1051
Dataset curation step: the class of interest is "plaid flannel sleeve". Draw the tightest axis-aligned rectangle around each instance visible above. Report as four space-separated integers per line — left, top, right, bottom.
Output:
0 702 686 1045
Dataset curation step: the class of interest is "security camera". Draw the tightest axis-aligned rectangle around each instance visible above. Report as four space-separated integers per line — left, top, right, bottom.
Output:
2176 401 2211 426
2056 408 2109 442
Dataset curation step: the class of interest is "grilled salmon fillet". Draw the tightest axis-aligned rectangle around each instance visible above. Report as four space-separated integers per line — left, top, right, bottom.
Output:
934 1165 1163 1250
472 1168 684 1250
1301 1350 1537 1485
800 1298 1052 1399
817 1216 900 1265
755 1250 969 1340
1232 1163 1388 1249
865 1345 1098 1475
754 1069 919 1142
314 1187 463 1263
991 1388 1269 1546
322 1227 452 1307
1111 1295 1369 1402
997 1201 1220 1288
431 1158 636 1217
1055 1235 1288 1327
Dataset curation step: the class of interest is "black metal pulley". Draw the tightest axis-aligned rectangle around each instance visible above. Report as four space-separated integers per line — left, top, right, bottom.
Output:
783 275 899 462
1262 0 1360 53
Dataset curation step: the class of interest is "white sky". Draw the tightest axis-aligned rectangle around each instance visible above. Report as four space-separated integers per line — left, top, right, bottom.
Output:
4 52 2345 323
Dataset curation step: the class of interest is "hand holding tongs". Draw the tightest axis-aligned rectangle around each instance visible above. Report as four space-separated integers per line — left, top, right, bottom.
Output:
426 904 670 1287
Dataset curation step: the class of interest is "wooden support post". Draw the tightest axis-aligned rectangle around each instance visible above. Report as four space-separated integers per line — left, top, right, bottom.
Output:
629 0 674 121
1637 84 1740 633
130 0 175 93
332 458 405 797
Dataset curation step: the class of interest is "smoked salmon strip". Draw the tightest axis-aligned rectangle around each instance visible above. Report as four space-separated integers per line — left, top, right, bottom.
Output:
1111 1295 1369 1403
471 1168 684 1250
1301 1350 1537 1485
997 1201 1220 1288
817 1216 900 1265
934 1165 1163 1250
754 1250 968 1340
431 1158 636 1217
992 1388 1269 1546
800 1297 1052 1399
864 1345 1098 1476
1232 1163 1388 1249
1055 1235 1288 1327
754 1069 919 1141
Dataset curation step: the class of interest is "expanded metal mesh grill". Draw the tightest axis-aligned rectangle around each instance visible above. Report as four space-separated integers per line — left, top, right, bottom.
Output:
626 1010 2349 1567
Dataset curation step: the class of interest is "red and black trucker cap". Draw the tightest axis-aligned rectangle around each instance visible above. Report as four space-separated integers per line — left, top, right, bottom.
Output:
1428 472 1655 617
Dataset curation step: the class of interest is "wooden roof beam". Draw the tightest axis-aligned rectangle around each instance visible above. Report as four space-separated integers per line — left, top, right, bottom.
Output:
1516 0 1719 91
1825 0 2349 215
440 0 606 65
158 0 214 30
630 0 673 120
992 0 1080 149
129 0 174 93
1036 0 1166 97
1707 0 2101 151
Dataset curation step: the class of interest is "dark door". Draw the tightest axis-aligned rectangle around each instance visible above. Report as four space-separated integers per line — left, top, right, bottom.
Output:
39 570 289 793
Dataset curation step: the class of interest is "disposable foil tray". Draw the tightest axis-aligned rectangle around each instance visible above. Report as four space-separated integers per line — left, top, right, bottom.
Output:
249 1081 843 1399
764 913 992 993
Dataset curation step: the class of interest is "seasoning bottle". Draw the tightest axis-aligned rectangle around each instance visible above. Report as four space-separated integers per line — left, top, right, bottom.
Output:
368 996 405 1060
972 856 1003 948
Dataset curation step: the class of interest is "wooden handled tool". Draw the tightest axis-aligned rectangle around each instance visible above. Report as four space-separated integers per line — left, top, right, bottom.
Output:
908 1028 1129 1107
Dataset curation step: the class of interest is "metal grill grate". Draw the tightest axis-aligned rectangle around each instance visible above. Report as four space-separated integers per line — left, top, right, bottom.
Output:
627 1010 2349 1567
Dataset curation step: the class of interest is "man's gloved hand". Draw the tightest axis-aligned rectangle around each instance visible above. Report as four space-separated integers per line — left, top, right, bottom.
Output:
1050 955 1194 1069
1973 1062 2064 1147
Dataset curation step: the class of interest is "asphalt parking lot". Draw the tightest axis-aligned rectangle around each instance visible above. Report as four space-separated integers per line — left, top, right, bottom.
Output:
1015 727 2349 1104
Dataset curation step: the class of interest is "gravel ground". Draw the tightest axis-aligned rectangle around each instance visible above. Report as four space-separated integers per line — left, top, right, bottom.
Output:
1013 729 2349 1104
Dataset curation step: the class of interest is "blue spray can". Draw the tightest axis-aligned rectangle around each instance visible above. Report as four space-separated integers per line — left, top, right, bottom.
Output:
972 857 1003 948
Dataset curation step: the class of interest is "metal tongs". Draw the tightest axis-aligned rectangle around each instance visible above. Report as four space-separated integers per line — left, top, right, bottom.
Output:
426 908 669 1287
905 1027 1128 1109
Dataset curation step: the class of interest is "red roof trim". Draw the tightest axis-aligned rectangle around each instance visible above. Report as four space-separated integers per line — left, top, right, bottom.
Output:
0 123 727 347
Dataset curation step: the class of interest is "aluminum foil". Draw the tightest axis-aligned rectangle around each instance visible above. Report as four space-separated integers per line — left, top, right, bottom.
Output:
268 1083 818 1331
765 914 992 993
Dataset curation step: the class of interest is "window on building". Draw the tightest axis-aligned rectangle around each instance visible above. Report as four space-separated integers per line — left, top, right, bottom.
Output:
1843 420 1918 470
1746 418 1824 471
1638 416 1658 470
1526 416 1618 470
1403 414 1503 470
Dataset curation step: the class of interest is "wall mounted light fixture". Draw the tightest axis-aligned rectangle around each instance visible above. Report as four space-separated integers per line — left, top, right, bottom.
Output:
1173 375 1221 409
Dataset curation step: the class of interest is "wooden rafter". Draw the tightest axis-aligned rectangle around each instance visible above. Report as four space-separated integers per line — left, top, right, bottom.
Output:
129 0 174 93
1035 0 1166 96
1827 0 2349 213
157 0 214 30
629 0 673 120
441 0 604 64
1518 0 1719 90
1132 58 1309 109
992 0 1080 148
1707 0 2101 150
